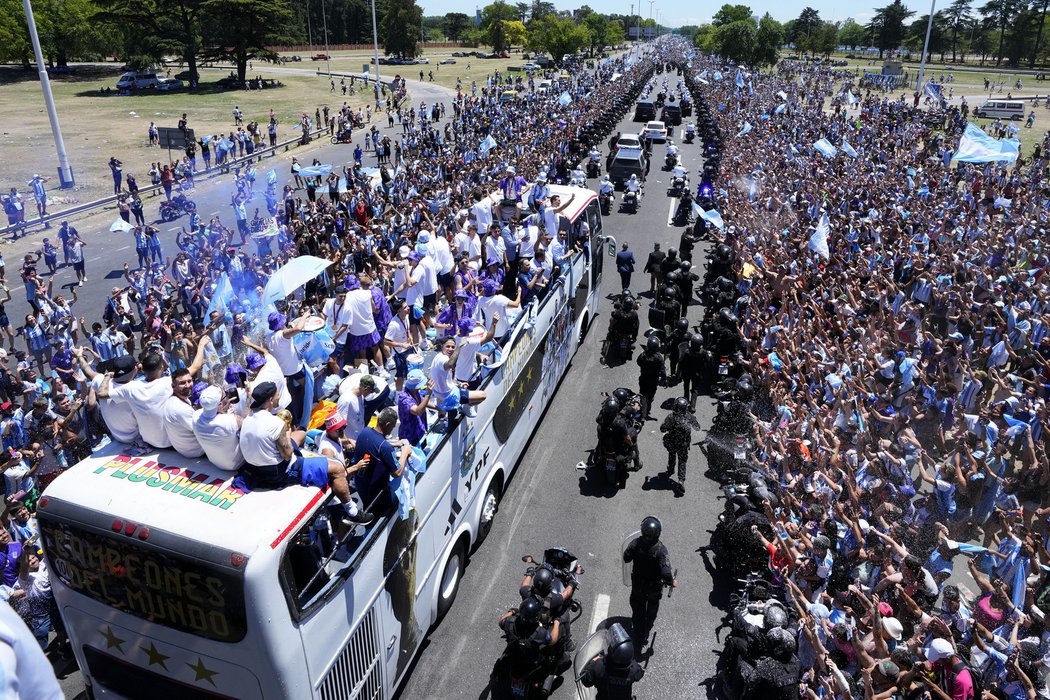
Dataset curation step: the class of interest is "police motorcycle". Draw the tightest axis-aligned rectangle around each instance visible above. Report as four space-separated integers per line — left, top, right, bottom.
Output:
586 147 602 179
620 176 642 214
598 176 615 216
683 122 696 144
602 291 639 365
673 187 694 227
669 165 689 198
573 623 640 700
718 573 796 700
492 549 585 699
587 392 640 487
664 149 679 171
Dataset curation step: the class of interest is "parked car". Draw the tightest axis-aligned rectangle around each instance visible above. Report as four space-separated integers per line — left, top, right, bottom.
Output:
440 58 457 64
451 51 469 57
173 70 199 82
536 79 552 93
155 77 184 91
310 53 330 61
116 71 160 90
522 63 540 72
279 55 302 63
415 58 430 64
217 76 244 89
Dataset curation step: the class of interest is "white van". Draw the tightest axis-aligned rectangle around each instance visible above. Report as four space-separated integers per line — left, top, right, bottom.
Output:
116 71 160 90
973 99 1026 120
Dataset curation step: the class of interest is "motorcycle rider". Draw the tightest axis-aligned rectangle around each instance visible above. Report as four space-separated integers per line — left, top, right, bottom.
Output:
612 387 643 472
595 397 632 473
636 336 665 421
598 175 615 203
587 146 602 176
622 516 676 648
497 596 561 676
660 397 699 494
684 121 696 141
578 626 645 699
624 174 642 206
679 333 707 410
519 562 581 652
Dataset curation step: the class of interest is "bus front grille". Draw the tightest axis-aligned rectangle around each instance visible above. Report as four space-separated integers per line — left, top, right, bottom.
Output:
318 607 382 700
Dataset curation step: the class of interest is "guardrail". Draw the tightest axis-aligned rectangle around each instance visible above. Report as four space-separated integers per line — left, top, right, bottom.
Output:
1 126 328 238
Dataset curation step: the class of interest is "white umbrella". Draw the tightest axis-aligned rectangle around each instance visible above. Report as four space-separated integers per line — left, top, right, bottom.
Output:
262 255 333 306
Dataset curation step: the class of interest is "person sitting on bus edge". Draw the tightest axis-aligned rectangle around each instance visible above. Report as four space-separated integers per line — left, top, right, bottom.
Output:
264 312 308 426
74 351 139 445
350 406 410 515
95 339 209 450
429 333 490 427
237 381 373 525
316 412 374 526
162 369 206 459
192 385 243 472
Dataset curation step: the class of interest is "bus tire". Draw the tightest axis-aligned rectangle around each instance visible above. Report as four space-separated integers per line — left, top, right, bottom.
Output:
474 478 502 548
436 538 467 619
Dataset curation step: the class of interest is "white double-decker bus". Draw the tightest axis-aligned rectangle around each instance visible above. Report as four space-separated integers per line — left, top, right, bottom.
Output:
38 184 605 700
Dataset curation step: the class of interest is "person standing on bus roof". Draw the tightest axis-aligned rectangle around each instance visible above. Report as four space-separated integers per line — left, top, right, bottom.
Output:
237 382 373 525
350 407 410 515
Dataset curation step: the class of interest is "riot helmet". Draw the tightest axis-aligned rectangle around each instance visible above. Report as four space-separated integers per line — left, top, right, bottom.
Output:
640 516 662 541
518 596 543 622
531 567 554 596
645 336 662 353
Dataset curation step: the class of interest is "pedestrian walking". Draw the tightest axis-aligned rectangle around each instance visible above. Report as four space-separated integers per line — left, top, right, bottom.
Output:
660 398 698 495
615 242 635 292
622 516 676 648
644 242 664 294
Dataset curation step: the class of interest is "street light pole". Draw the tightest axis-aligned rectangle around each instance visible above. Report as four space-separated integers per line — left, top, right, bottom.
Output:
916 0 937 93
370 0 382 106
648 0 655 40
22 0 73 188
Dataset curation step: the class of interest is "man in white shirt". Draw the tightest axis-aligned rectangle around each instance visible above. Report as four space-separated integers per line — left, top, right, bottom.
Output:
75 350 138 443
265 312 307 425
429 333 489 422
428 229 456 300
453 223 482 264
470 191 494 236
241 342 291 413
238 382 372 524
322 289 353 358
477 279 521 339
542 192 576 240
96 341 209 449
393 252 428 344
161 368 204 458
384 299 414 390
455 317 498 387
193 386 243 471
336 374 376 441
416 248 440 312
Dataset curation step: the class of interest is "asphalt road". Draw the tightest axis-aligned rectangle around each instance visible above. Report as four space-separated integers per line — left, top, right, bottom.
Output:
396 110 726 700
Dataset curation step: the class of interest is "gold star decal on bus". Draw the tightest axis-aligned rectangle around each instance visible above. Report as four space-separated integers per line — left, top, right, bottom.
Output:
187 657 218 686
142 643 170 670
517 380 525 397
526 366 534 382
101 626 125 654
508 394 517 411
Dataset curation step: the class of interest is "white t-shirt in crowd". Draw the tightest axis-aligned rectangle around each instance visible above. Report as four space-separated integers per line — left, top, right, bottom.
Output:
248 356 291 412
385 316 410 349
267 330 302 376
472 200 493 233
478 295 512 337
92 374 139 443
317 432 344 465
431 236 455 274
239 410 284 466
192 409 243 471
322 297 353 341
346 288 377 336
453 231 482 260
455 336 483 383
518 224 539 259
430 352 455 396
107 377 173 448
418 255 439 295
404 265 425 308
162 395 204 458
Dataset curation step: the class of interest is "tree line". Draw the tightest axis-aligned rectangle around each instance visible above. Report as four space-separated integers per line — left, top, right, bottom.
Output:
694 1 1050 69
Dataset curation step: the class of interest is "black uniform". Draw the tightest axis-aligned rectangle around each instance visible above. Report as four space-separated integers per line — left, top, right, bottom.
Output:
498 613 554 675
657 294 681 326
741 655 801 700
679 347 706 408
667 328 690 379
622 537 674 644
635 349 664 420
579 654 645 700
676 269 699 309
660 410 699 485
597 412 630 461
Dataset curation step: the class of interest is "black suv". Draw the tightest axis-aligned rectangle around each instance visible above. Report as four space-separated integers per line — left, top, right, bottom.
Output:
634 100 656 122
662 103 682 126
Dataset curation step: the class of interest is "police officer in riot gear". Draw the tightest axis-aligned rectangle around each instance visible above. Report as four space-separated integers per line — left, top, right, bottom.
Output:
660 397 699 494
679 333 707 409
612 388 643 471
578 624 645 699
520 561 581 652
675 260 698 308
636 336 665 421
740 627 801 700
656 285 681 326
667 317 690 381
678 224 700 263
622 516 676 647
497 596 561 677
658 247 679 280
595 397 632 469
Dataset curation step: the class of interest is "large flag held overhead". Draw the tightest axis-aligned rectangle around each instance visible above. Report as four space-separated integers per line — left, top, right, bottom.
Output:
713 71 723 82
557 91 572 106
735 70 745 89
809 213 831 259
953 122 1020 163
813 138 838 158
736 122 752 138
110 218 135 233
699 208 725 229
841 141 859 157
479 134 498 156
298 164 332 177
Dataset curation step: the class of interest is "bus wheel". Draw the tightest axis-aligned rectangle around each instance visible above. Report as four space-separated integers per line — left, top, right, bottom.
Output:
437 540 466 619
474 481 501 548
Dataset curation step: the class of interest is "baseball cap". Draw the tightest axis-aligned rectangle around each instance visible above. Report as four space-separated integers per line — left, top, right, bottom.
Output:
324 413 347 432
250 381 278 409
198 386 222 413
926 637 954 662
112 355 138 382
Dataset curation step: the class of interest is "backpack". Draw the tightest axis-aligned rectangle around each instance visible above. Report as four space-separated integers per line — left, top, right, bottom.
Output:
941 658 982 700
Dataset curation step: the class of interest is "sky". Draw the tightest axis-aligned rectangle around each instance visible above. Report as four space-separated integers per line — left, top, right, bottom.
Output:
418 0 935 31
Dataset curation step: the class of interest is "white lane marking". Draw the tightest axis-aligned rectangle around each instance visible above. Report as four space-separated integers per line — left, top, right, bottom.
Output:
117 245 130 251
588 593 611 634
167 227 181 233
666 197 676 227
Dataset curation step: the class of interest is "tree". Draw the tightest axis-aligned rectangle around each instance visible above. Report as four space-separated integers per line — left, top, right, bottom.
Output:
838 18 867 51
483 1 518 51
906 12 948 59
381 0 423 57
793 7 822 55
443 12 471 41
527 14 589 62
712 4 752 27
529 0 555 24
502 19 527 47
692 23 716 51
942 0 972 61
979 0 1024 65
200 0 295 82
867 0 914 57
1031 0 1050 67
0 0 31 65
754 13 783 66
583 13 616 55
514 1 529 22
712 19 756 65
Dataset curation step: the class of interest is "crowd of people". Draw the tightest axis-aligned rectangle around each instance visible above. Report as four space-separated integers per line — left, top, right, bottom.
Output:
684 35 1050 700
0 47 660 682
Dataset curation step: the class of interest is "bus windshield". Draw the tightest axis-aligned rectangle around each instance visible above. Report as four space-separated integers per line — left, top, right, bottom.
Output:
40 515 248 643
